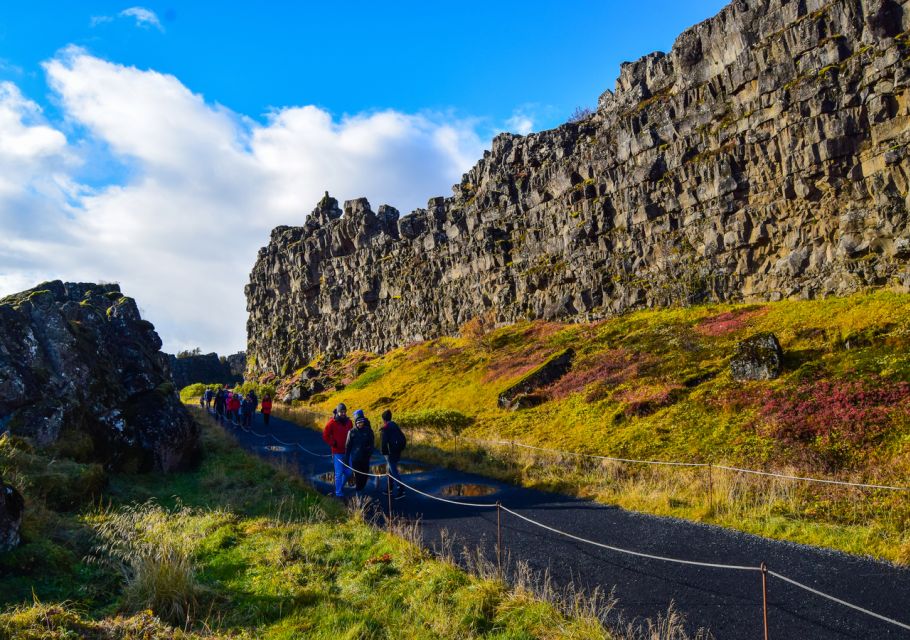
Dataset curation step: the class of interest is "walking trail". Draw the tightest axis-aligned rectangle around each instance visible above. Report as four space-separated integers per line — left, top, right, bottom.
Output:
219 411 910 640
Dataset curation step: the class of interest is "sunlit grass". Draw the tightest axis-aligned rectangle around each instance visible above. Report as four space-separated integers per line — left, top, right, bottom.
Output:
273 291 910 564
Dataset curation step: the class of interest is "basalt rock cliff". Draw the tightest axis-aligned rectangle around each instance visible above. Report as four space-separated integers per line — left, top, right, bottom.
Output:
247 0 910 377
168 352 245 389
0 282 198 472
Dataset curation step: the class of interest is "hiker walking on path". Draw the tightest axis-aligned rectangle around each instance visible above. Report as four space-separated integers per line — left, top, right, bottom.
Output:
203 387 213 410
380 409 407 498
261 393 272 427
323 404 353 497
346 409 375 496
228 391 241 424
245 391 258 426
213 388 226 423
240 393 252 427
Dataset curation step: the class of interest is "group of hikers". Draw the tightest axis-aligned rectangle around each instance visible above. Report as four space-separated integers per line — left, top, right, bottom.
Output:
202 386 273 427
322 403 407 499
202 389 407 499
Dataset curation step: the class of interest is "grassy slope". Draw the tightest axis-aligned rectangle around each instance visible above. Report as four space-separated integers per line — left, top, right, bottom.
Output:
290 291 910 563
0 408 610 639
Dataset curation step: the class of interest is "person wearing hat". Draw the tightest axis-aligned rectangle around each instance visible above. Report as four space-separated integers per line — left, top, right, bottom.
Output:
322 403 353 497
345 409 375 495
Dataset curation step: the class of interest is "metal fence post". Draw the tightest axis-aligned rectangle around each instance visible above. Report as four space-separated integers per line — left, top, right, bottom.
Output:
496 501 503 581
386 474 393 525
707 463 714 513
761 562 770 640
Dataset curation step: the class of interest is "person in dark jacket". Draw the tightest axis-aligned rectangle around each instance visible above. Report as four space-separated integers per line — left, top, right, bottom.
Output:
240 394 250 426
323 404 353 497
380 409 407 498
345 409 375 495
213 389 226 423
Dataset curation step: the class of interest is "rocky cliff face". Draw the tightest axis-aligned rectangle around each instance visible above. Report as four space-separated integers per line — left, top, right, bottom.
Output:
168 352 244 389
0 282 198 472
247 0 910 376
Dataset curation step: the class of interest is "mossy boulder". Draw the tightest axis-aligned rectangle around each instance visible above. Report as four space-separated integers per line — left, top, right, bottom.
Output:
730 332 783 381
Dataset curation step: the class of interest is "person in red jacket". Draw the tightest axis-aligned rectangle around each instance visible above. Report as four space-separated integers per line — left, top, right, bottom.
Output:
229 391 241 424
323 403 353 497
261 393 273 427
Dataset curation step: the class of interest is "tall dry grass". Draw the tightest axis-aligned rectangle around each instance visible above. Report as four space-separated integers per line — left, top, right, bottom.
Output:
87 500 214 625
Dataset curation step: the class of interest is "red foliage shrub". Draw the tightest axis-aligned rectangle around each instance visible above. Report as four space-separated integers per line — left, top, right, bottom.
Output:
482 345 552 382
696 307 768 337
757 377 910 447
617 382 683 416
545 349 656 400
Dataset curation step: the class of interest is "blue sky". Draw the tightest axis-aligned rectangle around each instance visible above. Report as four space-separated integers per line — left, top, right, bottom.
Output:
0 1 727 355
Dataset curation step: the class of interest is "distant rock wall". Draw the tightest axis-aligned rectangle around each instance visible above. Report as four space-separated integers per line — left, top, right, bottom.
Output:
247 0 910 376
0 282 198 472
168 352 244 389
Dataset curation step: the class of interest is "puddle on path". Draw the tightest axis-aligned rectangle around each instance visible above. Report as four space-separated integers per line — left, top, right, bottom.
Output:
313 462 429 484
261 445 291 453
370 462 430 475
438 483 498 497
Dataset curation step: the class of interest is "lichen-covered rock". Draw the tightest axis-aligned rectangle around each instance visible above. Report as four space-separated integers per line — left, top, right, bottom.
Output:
0 481 24 551
730 333 784 381
499 349 575 409
0 281 198 472
247 0 910 376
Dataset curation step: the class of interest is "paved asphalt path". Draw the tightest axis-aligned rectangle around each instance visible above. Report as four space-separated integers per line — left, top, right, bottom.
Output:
217 412 910 640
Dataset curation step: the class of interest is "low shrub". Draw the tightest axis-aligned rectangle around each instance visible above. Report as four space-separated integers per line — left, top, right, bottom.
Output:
695 306 767 337
396 408 474 435
234 381 276 399
756 376 910 466
546 349 656 401
178 383 221 403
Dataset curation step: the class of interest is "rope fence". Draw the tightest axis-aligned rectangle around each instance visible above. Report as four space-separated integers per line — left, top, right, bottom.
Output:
284 408 909 491
213 413 910 636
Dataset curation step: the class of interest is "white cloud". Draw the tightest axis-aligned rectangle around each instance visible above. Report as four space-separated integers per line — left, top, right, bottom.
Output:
0 49 489 357
120 7 164 31
91 7 163 31
505 112 534 135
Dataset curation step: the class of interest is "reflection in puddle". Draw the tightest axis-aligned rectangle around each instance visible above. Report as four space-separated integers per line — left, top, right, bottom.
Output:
370 462 430 475
314 461 429 484
438 483 498 497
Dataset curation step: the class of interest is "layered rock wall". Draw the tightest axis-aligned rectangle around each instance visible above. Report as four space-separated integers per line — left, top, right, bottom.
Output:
247 0 910 376
0 282 198 472
168 352 244 389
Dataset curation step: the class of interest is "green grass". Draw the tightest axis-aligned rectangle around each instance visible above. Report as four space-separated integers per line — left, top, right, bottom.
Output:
1 408 625 639
272 291 910 564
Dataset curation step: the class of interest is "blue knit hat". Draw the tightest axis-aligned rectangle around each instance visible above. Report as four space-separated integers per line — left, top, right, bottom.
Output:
353 409 365 421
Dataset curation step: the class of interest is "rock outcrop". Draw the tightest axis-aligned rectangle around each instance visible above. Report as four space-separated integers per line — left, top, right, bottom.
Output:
0 282 199 472
168 352 244 389
247 0 910 377
0 481 24 551
730 332 784 380
498 348 575 409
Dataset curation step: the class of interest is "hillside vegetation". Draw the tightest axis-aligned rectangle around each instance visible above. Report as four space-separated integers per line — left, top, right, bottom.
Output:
0 409 621 639
278 291 910 563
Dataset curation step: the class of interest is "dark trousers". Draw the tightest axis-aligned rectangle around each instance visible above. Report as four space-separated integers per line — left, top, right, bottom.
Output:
263 413 270 427
385 455 404 494
352 458 370 491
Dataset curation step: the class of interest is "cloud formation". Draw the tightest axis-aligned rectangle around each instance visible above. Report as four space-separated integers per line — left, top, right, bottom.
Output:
0 49 489 356
91 7 164 31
